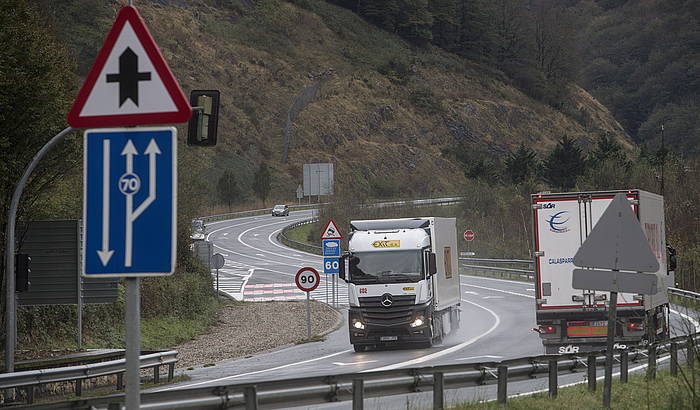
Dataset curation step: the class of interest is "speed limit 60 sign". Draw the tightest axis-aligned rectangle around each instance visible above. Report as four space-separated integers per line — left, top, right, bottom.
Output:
295 267 320 292
324 257 340 274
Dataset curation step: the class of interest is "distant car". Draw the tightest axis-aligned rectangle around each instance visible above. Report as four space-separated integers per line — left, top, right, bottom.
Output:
272 204 289 216
190 219 205 241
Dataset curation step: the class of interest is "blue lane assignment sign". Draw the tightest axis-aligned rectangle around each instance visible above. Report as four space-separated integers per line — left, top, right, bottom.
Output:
83 127 176 277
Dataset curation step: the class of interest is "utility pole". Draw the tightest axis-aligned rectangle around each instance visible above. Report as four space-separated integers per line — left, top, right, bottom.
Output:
660 124 665 196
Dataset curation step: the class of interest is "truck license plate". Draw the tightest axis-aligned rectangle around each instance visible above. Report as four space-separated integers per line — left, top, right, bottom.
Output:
380 336 398 341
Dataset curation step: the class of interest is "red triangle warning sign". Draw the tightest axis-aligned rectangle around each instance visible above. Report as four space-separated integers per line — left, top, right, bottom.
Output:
67 6 191 128
320 219 343 239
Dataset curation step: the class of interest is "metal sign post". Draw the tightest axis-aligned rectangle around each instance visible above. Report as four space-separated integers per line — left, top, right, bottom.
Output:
295 267 320 340
572 193 661 409
125 278 140 410
212 253 225 297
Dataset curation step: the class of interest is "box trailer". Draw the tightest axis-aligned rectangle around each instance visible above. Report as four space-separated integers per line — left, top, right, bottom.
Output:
531 190 673 354
340 217 461 352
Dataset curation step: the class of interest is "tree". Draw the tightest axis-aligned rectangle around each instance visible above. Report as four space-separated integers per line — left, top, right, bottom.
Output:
396 0 434 44
587 134 627 167
505 143 539 184
217 170 242 208
457 0 495 61
253 162 272 205
429 0 458 50
542 136 587 190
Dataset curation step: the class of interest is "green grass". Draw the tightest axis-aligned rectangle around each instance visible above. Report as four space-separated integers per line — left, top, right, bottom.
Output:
284 221 319 245
452 366 699 409
141 316 215 350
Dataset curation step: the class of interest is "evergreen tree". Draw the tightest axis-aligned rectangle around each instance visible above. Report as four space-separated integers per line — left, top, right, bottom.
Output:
457 0 495 61
396 0 434 44
429 0 458 50
588 134 627 166
217 170 242 208
253 162 272 205
542 136 587 190
505 143 539 184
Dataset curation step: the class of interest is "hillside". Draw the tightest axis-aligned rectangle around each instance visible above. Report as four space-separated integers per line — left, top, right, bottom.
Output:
44 0 632 204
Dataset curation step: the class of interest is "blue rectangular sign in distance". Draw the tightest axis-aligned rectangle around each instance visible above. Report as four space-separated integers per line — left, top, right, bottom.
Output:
83 127 176 277
324 257 340 274
322 239 340 257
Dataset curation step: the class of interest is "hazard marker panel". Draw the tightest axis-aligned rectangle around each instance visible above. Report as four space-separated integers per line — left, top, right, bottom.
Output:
67 6 191 128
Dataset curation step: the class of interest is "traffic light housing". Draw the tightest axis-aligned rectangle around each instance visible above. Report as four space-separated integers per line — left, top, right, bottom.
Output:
187 90 220 146
15 253 30 292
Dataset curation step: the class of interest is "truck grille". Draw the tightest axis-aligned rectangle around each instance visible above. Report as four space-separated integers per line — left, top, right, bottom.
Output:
359 295 416 326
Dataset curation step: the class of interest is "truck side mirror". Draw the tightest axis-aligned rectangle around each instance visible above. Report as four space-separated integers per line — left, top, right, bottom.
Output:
429 253 437 276
339 256 346 281
667 246 677 273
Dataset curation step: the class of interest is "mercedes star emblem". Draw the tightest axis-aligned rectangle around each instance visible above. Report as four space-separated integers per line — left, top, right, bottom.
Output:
381 293 393 308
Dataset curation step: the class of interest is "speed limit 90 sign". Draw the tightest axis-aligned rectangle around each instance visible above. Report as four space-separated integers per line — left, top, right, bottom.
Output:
295 267 320 292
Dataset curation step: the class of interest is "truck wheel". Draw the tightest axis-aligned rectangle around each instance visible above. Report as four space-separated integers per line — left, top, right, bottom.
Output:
353 345 366 352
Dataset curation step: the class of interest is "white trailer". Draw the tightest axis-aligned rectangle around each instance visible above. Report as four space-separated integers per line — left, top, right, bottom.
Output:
531 190 672 354
340 217 461 351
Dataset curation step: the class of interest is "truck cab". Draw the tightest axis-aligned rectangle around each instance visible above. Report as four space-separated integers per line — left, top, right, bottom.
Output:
341 218 460 352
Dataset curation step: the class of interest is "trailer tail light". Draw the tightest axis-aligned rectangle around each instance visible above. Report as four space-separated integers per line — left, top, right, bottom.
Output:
539 325 556 334
627 322 644 332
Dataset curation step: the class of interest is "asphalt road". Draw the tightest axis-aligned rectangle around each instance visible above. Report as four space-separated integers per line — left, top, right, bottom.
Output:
158 209 700 408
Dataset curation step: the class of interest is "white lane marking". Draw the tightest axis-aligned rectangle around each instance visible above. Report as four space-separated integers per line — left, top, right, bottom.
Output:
159 349 353 391
267 226 322 260
454 355 502 361
483 296 504 299
238 220 322 263
462 283 532 299
253 233 259 237
363 298 501 372
526 288 535 291
464 291 478 295
222 233 228 236
333 360 378 366
256 253 265 257
671 308 700 333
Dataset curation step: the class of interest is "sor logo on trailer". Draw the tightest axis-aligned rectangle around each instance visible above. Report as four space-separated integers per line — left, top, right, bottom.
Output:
558 345 580 354
547 211 570 233
542 203 556 209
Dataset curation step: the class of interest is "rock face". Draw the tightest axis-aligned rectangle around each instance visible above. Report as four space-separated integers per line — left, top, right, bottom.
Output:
132 1 632 198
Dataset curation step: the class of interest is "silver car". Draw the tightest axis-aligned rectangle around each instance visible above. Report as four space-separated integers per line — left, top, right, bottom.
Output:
272 204 289 216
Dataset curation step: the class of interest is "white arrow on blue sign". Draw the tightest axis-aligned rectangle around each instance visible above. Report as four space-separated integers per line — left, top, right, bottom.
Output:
83 127 176 277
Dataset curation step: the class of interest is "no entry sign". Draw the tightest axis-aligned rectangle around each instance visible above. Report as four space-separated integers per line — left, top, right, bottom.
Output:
464 230 475 241
295 267 320 292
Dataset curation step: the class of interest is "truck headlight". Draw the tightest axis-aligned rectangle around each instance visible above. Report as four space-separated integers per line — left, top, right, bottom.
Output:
352 319 365 330
410 315 425 328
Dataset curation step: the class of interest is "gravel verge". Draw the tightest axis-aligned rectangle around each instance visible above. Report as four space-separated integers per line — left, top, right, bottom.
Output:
174 301 341 369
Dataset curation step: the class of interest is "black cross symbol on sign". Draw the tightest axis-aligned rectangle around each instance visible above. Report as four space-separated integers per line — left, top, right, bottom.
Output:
106 47 151 107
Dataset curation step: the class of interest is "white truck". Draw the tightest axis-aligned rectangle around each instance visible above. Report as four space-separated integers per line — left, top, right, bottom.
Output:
531 189 674 354
339 217 461 352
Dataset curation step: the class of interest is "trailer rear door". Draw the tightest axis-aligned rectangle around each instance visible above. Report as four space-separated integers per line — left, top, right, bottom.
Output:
533 193 642 310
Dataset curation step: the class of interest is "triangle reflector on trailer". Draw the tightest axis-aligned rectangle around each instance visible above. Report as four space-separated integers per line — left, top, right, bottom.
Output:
67 6 191 128
573 193 660 272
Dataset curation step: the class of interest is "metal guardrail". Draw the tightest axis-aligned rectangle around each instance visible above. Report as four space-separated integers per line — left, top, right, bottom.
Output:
277 218 321 255
460 258 535 277
198 204 322 224
26 331 700 409
669 287 700 301
1 351 178 405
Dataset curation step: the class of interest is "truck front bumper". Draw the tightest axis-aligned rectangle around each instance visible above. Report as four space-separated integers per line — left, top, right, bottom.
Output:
348 306 432 346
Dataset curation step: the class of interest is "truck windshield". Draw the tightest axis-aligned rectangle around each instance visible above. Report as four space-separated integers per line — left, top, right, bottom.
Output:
349 251 423 283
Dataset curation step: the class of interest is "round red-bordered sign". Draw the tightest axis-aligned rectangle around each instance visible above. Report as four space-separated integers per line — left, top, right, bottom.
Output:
464 230 475 241
295 267 320 292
